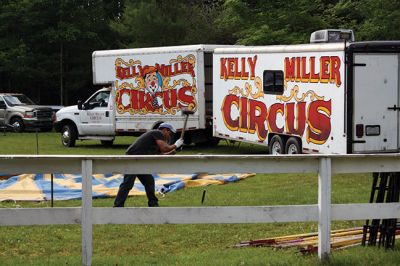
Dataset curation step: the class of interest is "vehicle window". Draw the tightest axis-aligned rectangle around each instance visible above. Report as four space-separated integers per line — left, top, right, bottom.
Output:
0 97 5 108
4 95 35 106
87 91 110 108
263 70 284 95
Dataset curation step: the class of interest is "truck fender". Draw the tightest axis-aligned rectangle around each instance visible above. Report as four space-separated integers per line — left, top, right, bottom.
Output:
55 118 79 134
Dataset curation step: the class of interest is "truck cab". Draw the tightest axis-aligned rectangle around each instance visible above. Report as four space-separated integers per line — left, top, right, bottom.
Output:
54 87 116 147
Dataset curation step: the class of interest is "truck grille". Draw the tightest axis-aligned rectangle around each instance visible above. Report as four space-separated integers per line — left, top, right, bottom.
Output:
35 110 52 119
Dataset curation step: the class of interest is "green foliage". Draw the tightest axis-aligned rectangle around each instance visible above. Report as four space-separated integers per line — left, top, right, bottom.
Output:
0 0 399 106
0 0 122 105
111 0 226 47
356 0 400 40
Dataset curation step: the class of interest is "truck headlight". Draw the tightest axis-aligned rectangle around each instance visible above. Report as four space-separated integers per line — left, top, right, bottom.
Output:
24 111 35 118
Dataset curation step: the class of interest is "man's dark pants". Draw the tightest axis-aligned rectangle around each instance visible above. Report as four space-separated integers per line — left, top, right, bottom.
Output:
114 174 159 207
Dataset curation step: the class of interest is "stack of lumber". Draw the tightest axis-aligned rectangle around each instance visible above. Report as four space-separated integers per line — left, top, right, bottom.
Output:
235 227 400 254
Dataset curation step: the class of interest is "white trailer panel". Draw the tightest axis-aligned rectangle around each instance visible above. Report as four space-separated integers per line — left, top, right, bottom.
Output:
213 44 347 153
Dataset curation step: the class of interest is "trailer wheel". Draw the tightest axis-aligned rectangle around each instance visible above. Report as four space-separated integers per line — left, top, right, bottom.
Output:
269 135 284 155
61 124 77 147
285 137 301 154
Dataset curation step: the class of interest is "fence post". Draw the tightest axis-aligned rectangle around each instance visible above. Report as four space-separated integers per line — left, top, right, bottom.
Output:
81 159 93 266
318 157 331 261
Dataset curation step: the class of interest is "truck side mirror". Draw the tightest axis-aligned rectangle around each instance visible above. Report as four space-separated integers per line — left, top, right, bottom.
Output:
0 103 6 109
77 100 83 110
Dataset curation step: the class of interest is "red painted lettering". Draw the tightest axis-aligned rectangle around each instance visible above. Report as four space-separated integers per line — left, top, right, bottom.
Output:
222 94 240 130
267 103 284 133
285 102 306 136
248 99 268 140
307 100 331 144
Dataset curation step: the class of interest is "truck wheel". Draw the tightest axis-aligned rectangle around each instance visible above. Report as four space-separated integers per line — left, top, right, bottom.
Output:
61 124 77 147
269 135 284 155
285 137 301 154
10 117 24 132
101 140 114 147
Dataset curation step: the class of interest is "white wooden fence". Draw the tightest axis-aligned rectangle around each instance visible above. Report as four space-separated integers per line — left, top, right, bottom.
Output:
1 154 400 266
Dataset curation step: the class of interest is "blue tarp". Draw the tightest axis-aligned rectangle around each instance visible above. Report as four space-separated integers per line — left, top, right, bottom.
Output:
0 173 254 201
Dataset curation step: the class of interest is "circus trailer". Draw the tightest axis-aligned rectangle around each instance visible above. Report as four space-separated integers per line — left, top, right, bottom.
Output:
55 45 230 147
212 34 400 154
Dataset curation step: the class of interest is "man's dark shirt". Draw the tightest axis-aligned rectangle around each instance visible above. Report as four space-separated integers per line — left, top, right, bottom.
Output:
125 130 165 155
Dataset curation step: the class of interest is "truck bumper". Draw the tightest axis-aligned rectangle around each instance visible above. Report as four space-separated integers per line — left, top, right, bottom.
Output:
53 121 63 132
24 119 53 130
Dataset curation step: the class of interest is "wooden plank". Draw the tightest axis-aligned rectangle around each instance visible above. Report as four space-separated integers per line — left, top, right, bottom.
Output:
1 203 398 226
81 159 93 266
332 156 400 173
332 203 400 220
0 156 81 173
318 158 331 261
0 208 81 226
91 155 319 174
92 205 318 224
1 154 399 175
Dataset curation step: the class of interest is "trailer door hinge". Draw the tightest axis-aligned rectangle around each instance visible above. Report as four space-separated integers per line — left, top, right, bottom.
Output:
388 104 400 111
351 140 366 144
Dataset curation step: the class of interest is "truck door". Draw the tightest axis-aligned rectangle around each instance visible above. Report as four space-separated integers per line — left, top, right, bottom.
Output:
352 54 399 153
80 90 114 135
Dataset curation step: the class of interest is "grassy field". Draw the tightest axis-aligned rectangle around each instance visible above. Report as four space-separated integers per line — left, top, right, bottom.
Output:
0 132 399 265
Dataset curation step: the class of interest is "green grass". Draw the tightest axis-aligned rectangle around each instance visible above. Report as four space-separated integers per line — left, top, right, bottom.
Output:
0 131 268 155
0 132 399 265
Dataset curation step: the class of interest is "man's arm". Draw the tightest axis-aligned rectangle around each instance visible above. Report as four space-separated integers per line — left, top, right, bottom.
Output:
156 138 183 154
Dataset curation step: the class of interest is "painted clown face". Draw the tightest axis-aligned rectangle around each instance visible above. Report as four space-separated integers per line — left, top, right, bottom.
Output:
144 72 161 94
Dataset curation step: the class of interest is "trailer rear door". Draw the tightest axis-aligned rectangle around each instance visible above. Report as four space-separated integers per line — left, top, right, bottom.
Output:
352 53 399 153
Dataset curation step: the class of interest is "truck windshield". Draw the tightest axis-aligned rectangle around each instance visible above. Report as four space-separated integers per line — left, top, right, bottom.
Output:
4 95 36 106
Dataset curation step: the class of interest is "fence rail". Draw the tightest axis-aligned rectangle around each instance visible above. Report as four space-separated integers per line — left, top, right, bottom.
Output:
1 154 400 265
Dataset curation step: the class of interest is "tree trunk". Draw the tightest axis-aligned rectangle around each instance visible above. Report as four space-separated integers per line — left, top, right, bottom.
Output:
60 41 64 105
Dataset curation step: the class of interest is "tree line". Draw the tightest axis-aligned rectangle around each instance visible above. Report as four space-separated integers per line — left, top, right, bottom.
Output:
0 0 398 105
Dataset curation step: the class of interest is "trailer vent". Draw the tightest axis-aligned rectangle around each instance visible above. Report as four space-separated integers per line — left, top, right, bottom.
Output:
310 29 354 43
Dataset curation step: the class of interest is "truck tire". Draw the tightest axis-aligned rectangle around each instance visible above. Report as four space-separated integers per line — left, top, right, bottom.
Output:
269 135 284 155
101 140 114 147
285 137 301 154
61 124 77 147
10 117 24 132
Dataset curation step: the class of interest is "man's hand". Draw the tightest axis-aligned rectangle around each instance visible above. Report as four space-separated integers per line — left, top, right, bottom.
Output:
174 138 184 149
